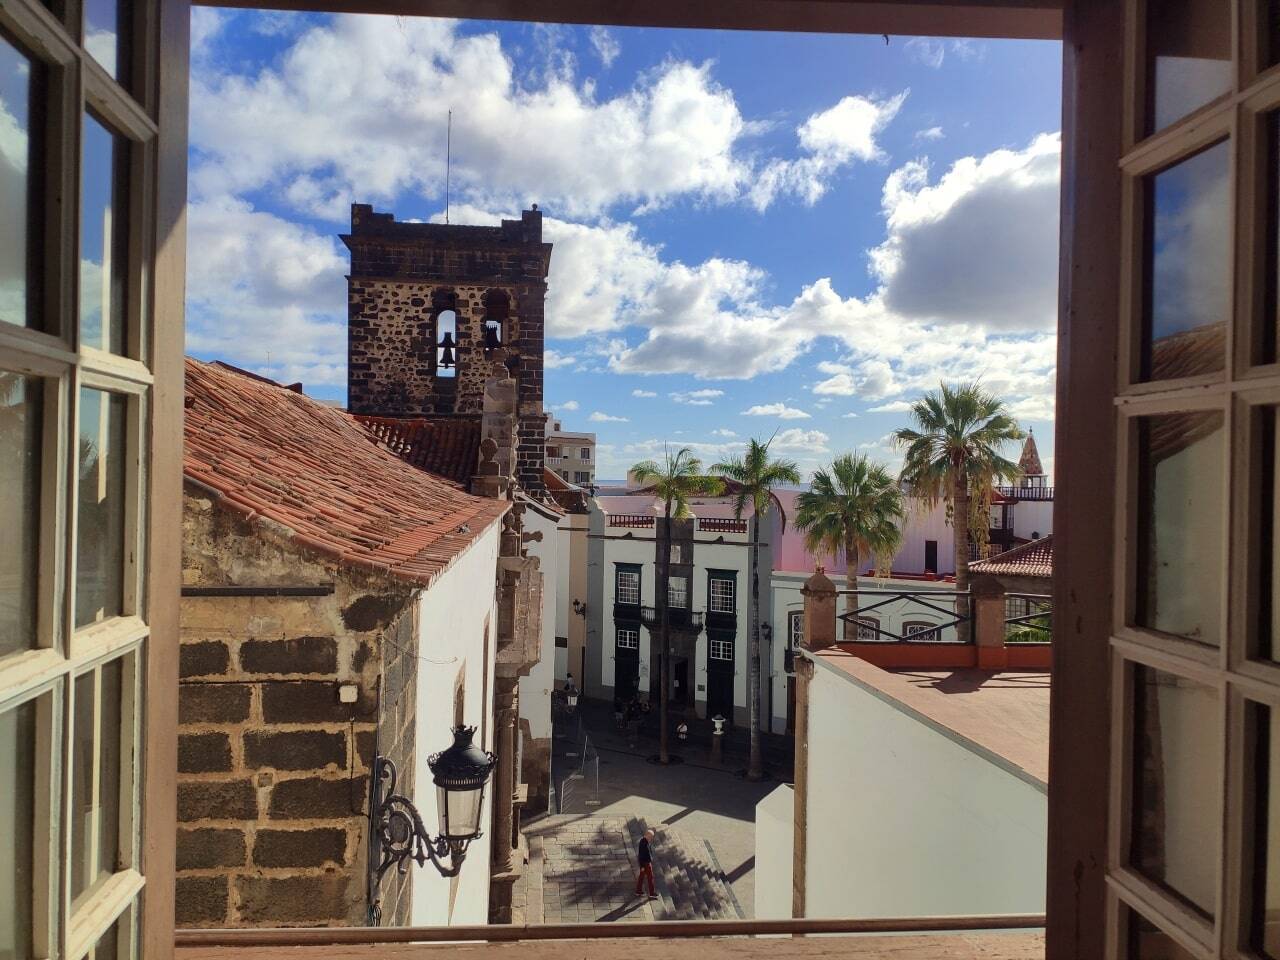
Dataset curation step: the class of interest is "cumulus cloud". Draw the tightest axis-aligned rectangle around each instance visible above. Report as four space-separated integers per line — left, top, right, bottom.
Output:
189 15 864 221
632 389 657 398
749 93 906 210
772 428 830 452
545 348 575 369
711 428 737 437
742 403 810 419
555 399 581 411
915 126 944 142
671 388 724 405
590 411 629 422
867 400 913 413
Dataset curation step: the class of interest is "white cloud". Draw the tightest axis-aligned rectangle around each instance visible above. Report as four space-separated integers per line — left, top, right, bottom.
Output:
555 399 581 411
841 412 859 419
914 126 945 142
711 428 737 437
749 93 906 210
590 411 629 422
812 372 856 396
671 388 724 405
189 15 854 221
867 400 913 413
589 26 620 67
545 348 575 369
631 389 657 398
742 403 810 419
904 38 945 69
772 428 830 452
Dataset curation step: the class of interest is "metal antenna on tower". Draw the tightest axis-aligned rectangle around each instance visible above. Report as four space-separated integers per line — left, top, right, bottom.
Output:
445 109 452 225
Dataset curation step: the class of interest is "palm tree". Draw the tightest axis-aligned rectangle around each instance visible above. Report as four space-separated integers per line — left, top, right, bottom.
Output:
711 438 801 781
794 453 905 639
894 382 1024 642
630 447 723 764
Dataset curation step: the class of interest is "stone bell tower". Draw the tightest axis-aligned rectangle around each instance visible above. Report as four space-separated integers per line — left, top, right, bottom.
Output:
342 203 553 494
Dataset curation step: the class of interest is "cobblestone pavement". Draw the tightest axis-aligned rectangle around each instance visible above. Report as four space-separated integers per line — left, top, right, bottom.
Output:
526 815 743 923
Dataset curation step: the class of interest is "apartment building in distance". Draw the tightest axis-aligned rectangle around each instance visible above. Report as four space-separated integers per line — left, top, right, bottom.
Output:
545 419 596 489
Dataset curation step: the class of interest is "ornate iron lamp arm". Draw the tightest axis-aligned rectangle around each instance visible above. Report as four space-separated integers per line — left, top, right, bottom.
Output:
370 757 474 885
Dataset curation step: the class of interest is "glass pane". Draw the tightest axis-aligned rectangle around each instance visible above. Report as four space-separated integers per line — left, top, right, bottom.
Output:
0 700 37 960
1252 703 1280 958
1142 140 1230 381
84 0 129 85
80 114 129 355
76 389 127 627
1146 0 1231 134
0 372 42 658
71 670 94 905
0 33 42 329
98 656 123 882
1265 0 1280 72
94 918 120 960
1135 412 1225 644
1128 906 1199 959
1130 664 1218 918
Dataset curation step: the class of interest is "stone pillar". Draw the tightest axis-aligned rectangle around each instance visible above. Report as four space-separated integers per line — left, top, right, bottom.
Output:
792 567 837 918
491 678 519 874
971 574 1008 671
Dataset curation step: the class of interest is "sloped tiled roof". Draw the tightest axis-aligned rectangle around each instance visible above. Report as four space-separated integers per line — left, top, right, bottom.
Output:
1018 431 1044 477
969 535 1053 579
183 358 507 587
355 415 481 486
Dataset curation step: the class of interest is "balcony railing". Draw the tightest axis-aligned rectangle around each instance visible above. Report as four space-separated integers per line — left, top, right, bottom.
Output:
698 516 748 534
996 484 1054 500
1005 593 1052 642
837 589 972 644
609 514 654 528
639 607 705 630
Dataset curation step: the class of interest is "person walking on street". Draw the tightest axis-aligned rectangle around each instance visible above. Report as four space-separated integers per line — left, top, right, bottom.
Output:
635 829 657 899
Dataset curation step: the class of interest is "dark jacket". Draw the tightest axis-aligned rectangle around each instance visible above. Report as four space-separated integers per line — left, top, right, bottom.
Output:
638 837 653 866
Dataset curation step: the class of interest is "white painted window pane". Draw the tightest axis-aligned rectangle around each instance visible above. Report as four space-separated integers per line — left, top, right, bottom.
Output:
616 571 639 605
0 699 37 960
669 576 687 608
80 114 129 356
1129 665 1218 918
0 371 42 658
0 35 38 329
1135 412 1224 645
710 579 734 613
75 389 127 628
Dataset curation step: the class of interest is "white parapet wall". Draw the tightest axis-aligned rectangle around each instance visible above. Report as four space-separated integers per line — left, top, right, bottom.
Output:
754 784 795 920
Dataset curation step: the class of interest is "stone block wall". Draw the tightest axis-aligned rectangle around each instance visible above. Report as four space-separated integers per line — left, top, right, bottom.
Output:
177 493 417 928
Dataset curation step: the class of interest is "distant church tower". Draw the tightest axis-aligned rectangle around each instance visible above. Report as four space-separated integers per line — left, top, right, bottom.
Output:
1018 429 1047 488
342 203 553 494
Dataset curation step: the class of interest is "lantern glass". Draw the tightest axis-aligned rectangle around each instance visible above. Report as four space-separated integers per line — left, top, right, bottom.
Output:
437 782 485 841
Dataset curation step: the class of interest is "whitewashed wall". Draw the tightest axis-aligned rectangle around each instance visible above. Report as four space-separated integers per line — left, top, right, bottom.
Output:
1012 500 1054 543
754 784 794 920
756 656 1048 919
409 522 501 927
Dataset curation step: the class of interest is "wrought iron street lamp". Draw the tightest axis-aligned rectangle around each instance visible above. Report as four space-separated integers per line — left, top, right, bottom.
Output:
565 675 579 709
369 726 496 886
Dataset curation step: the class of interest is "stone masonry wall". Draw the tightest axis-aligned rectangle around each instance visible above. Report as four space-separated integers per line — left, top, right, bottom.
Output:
177 492 416 928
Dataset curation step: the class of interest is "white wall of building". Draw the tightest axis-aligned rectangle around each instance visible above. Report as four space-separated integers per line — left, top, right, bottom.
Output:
1012 500 1053 543
754 784 795 920
754 656 1047 919
409 522 501 927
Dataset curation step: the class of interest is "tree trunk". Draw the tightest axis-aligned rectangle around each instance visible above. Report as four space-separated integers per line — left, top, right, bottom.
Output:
953 474 971 644
843 536 860 640
658 502 672 764
747 514 763 781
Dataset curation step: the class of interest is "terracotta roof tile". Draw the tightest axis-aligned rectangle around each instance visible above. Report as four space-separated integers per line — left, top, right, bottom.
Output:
969 535 1053 579
183 358 507 587
355 415 482 485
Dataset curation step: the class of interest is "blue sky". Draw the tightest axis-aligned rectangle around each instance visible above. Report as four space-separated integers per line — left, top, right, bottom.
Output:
184 13 1062 481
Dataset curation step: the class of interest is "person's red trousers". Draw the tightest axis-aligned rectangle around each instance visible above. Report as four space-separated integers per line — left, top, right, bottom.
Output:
635 863 655 896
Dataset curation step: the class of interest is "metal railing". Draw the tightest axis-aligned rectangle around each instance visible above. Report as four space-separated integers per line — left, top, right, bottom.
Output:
1005 593 1052 642
996 484 1054 500
639 607 705 630
836 589 972 644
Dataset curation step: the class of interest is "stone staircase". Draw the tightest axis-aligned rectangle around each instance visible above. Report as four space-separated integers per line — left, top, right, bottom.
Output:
627 820 745 921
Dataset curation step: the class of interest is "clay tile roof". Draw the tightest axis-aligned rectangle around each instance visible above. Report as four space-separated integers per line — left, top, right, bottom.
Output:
1018 431 1044 477
969 535 1053 579
355 415 482 486
1148 321 1225 381
183 358 507 587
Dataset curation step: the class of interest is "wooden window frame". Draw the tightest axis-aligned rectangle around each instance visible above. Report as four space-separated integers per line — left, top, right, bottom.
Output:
616 627 639 651
709 575 735 614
